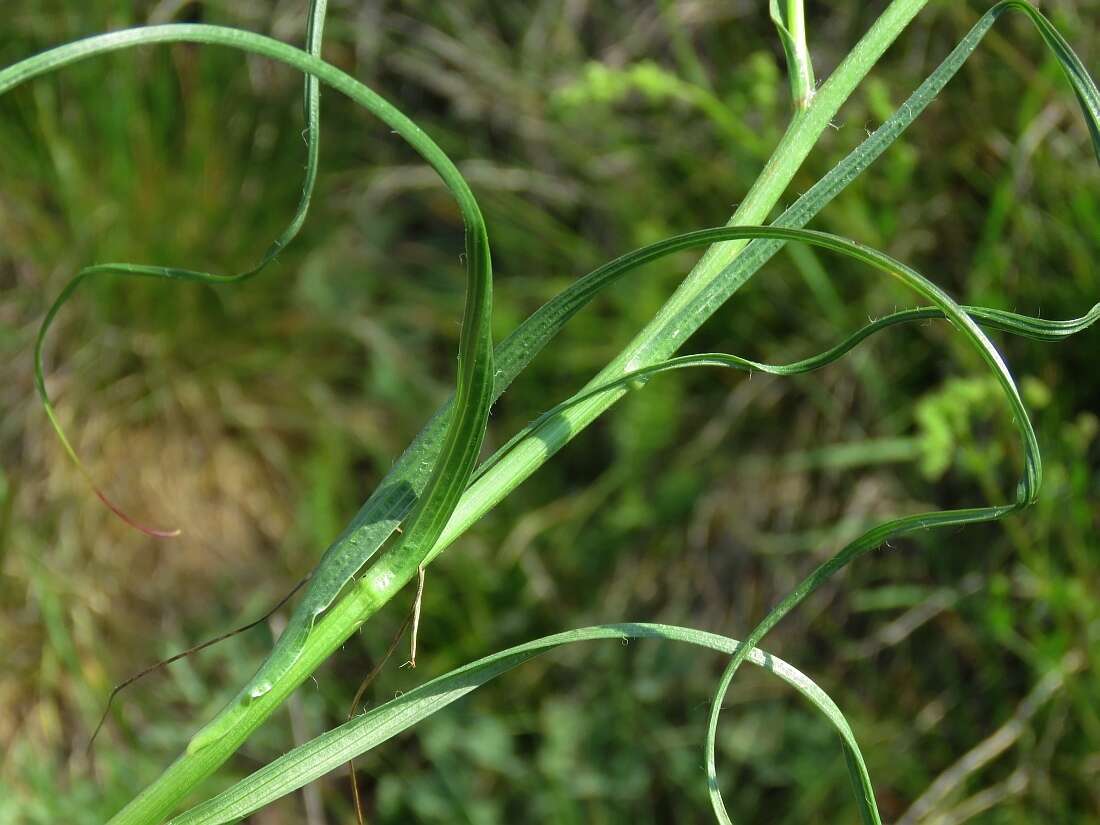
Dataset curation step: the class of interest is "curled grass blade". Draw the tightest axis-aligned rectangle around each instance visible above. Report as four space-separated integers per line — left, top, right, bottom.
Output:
137 0 1100 756
112 2 1100 814
169 623 875 825
32 0 330 537
699 5 1100 818
186 0 933 684
164 201 1100 822
468 231 1098 494
0 21 495 750
273 0 1098 637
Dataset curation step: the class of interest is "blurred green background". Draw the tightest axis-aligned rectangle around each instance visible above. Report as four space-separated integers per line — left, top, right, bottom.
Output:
1 1 1098 822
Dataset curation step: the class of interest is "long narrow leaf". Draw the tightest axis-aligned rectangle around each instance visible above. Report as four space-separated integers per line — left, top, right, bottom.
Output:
31 0 330 537
698 3 1100 816
170 623 875 825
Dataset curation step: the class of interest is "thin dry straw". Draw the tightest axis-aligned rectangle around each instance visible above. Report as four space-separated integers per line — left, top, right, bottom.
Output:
346 606 416 825
86 577 311 752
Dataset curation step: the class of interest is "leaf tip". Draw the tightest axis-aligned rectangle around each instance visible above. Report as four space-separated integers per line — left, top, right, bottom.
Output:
92 484 181 539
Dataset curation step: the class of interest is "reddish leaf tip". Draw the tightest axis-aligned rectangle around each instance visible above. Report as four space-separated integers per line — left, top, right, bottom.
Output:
92 486 181 539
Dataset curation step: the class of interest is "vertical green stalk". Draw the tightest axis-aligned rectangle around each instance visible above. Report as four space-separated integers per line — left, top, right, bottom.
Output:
428 0 928 557
772 0 816 109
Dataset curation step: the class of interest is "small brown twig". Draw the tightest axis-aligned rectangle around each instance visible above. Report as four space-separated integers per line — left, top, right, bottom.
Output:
347 603 416 825
87 574 311 754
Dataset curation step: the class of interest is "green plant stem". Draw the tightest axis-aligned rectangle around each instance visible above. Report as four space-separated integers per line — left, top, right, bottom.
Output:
772 0 816 109
94 2 929 821
429 0 929 558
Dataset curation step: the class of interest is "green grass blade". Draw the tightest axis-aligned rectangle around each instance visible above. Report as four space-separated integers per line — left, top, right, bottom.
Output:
31 1 329 537
695 8 1100 816
770 0 815 110
168 623 876 825
204 0 935 669
469 244 1098 493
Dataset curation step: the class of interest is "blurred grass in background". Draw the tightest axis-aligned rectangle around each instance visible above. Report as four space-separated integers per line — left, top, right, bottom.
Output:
1 1 1098 822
